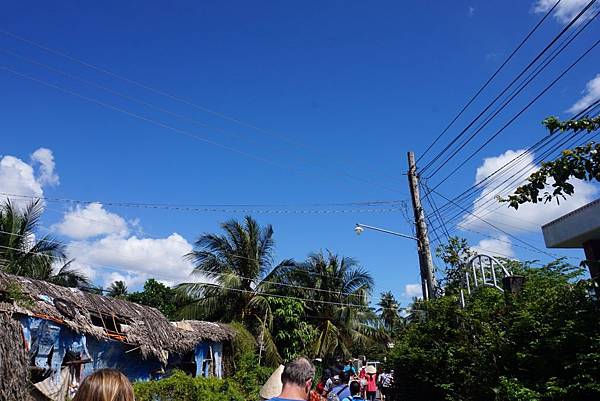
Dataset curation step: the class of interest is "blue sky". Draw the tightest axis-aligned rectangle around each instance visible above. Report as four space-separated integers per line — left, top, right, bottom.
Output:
1 1 599 304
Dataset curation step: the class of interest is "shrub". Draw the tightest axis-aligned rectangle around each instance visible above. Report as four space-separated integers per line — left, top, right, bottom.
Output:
232 352 272 401
133 371 244 401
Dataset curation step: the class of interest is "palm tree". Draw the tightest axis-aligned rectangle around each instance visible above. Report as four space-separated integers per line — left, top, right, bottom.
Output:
283 250 381 361
0 199 89 287
108 280 128 298
177 216 294 365
377 291 400 332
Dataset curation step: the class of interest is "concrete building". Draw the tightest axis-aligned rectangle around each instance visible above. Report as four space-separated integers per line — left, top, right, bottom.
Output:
542 198 600 296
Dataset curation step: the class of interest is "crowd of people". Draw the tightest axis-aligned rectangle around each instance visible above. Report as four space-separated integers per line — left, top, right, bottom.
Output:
313 359 394 401
67 357 393 401
268 358 394 401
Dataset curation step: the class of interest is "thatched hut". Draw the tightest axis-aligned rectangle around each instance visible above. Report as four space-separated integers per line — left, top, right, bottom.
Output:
0 272 234 400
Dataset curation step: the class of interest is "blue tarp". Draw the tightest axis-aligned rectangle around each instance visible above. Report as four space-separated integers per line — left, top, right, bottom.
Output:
19 316 225 384
193 341 224 378
82 337 163 381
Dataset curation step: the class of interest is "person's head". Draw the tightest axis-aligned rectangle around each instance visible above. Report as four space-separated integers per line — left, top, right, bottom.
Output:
73 369 134 401
349 381 360 396
346 359 352 366
338 370 349 383
281 357 316 398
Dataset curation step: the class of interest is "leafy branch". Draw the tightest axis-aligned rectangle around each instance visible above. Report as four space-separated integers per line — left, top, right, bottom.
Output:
501 116 600 209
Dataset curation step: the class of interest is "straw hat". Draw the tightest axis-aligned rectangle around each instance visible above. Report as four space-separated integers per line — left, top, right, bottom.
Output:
365 365 376 374
260 364 285 399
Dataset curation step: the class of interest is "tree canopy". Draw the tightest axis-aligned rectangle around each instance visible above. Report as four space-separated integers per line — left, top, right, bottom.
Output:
0 200 89 287
389 256 600 401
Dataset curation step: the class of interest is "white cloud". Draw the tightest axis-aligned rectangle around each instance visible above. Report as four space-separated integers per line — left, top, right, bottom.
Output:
533 0 597 24
459 149 598 233
0 148 59 209
567 74 600 114
103 271 147 289
31 148 59 186
403 283 422 299
53 203 129 240
472 235 515 258
0 156 42 208
66 232 197 288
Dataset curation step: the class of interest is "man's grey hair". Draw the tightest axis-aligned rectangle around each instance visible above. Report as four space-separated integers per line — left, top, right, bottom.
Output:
281 357 316 387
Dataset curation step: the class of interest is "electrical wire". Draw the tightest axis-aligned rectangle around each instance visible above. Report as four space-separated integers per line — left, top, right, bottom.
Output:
0 247 405 311
0 192 404 214
1 65 403 194
423 19 587 180
0 30 405 187
433 98 600 219
428 36 600 191
427 188 563 259
420 0 597 175
434 103 600 229
417 0 562 163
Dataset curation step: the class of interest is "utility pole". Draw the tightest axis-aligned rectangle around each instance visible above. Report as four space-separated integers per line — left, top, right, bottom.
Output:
407 151 437 300
257 309 267 365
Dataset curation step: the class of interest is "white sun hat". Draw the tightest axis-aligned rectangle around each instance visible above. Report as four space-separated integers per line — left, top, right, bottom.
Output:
260 364 285 400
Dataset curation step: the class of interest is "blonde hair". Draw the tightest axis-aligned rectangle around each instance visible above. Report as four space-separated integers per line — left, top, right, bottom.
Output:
73 369 135 401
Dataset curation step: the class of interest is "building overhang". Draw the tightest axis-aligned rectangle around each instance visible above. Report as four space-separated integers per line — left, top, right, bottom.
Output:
542 198 600 248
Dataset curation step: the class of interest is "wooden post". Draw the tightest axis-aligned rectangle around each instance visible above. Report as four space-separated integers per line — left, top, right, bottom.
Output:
407 152 437 300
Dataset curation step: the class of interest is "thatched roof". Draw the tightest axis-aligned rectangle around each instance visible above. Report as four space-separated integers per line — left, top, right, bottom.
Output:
0 313 33 401
173 320 235 348
0 272 232 364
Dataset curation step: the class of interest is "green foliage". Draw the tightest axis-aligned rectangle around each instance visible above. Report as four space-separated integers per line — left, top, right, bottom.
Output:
0 199 89 287
128 279 181 319
107 280 128 298
268 297 318 361
542 115 600 134
280 250 381 362
228 321 258 360
176 216 295 365
436 236 476 293
231 352 272 401
388 259 600 401
133 370 244 401
3 282 34 308
376 291 402 335
502 116 600 208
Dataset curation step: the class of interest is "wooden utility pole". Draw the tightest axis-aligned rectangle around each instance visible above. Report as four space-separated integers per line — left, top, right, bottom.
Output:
407 151 437 300
257 309 268 365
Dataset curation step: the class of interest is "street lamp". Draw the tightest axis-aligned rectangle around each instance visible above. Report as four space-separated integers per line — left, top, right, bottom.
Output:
354 223 417 241
354 223 432 299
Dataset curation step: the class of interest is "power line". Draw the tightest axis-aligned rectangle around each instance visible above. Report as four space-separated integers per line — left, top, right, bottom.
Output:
0 30 404 188
0 191 404 214
428 36 600 191
0 240 367 304
417 0 562 163
0 247 405 311
427 188 562 259
434 103 600 229
433 98 600 220
420 0 597 175
424 19 586 181
1 65 403 194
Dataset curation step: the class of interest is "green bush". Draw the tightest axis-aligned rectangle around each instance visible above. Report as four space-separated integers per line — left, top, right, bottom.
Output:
133 371 244 401
388 260 600 401
232 352 272 401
